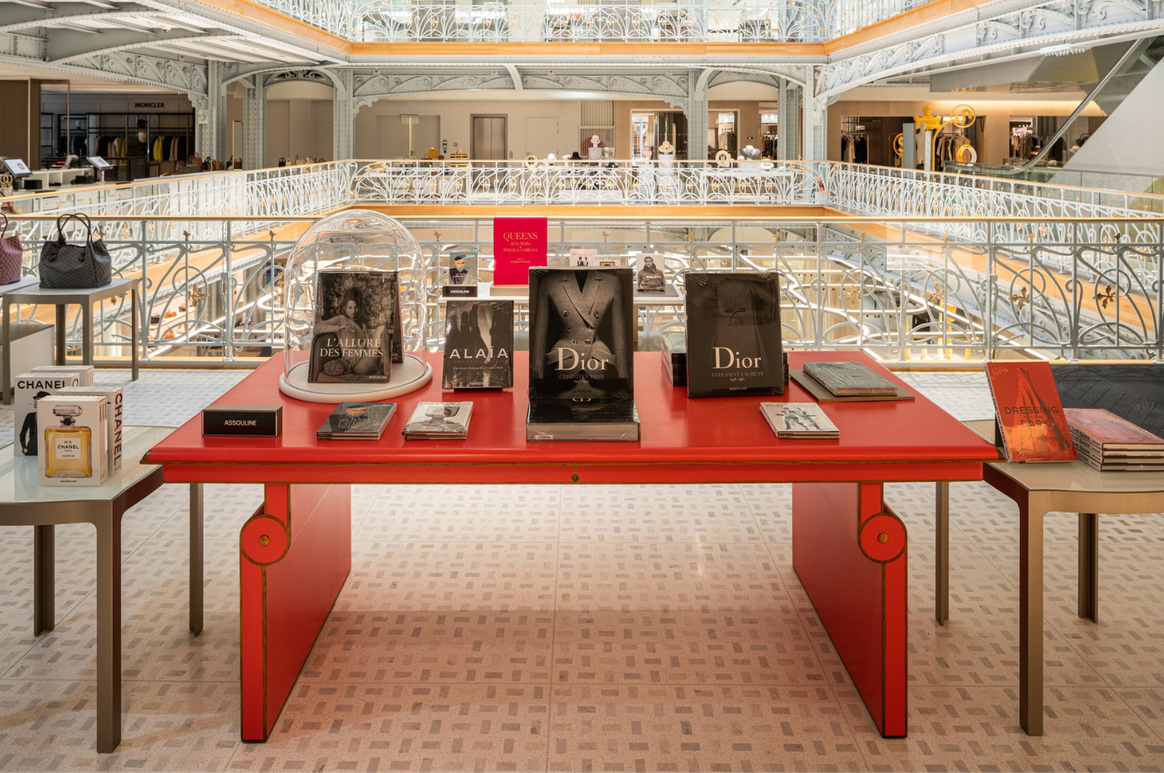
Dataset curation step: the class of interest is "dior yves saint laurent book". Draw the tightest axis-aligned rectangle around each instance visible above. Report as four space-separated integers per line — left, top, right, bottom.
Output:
684 272 784 398
307 270 403 384
443 300 514 389
526 267 639 441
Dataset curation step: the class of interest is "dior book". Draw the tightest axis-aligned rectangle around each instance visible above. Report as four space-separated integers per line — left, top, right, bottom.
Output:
443 300 514 389
527 267 639 441
307 269 403 384
684 272 785 398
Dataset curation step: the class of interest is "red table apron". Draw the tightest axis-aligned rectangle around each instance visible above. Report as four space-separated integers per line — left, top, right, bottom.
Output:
146 350 997 741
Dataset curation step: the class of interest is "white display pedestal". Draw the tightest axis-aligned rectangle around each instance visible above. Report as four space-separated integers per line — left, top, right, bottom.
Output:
279 354 433 403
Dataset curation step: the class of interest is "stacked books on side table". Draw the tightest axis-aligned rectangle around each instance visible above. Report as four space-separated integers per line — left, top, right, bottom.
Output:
317 402 397 441
761 403 840 439
1065 408 1164 471
403 402 473 440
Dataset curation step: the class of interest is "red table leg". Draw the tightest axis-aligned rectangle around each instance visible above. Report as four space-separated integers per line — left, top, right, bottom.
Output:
792 481 907 737
239 483 352 741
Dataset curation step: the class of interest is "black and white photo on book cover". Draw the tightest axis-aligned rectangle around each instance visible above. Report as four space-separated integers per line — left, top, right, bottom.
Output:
760 402 839 438
443 300 514 389
307 270 401 383
684 272 784 397
403 402 473 436
528 267 634 401
636 253 666 293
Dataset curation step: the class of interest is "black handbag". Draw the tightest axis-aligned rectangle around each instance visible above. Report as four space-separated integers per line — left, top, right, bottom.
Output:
39 213 113 289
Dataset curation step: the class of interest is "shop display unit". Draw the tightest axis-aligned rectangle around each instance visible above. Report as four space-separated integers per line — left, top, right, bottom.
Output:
279 210 431 403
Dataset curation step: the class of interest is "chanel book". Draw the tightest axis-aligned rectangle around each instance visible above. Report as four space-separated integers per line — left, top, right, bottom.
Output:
443 300 514 389
317 402 397 441
308 270 402 384
685 272 784 398
527 267 638 441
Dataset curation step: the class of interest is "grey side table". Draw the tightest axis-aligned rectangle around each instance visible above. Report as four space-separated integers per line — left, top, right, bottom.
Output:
935 419 1164 735
1 277 141 404
0 426 204 753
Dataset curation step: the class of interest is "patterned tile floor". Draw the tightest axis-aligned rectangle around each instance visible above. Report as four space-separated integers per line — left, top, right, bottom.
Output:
3 367 1164 771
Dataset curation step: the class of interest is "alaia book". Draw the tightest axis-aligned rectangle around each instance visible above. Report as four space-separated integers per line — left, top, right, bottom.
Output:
443 300 514 389
307 269 403 384
526 267 639 441
684 272 785 398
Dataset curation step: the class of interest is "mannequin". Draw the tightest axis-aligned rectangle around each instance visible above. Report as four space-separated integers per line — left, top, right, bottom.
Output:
586 134 603 161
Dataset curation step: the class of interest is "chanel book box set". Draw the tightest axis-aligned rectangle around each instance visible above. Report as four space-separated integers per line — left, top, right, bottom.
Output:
38 394 108 486
15 365 95 458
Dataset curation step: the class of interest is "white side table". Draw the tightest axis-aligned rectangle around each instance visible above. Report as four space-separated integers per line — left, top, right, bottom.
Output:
0 426 204 752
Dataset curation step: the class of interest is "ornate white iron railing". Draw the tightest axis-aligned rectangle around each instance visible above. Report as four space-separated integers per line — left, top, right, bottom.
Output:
2 160 1162 364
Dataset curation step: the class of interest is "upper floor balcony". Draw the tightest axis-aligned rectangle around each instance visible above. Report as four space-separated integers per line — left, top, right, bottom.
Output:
248 0 929 45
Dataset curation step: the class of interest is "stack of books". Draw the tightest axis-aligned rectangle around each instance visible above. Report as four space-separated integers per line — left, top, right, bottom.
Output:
660 330 687 387
1065 408 1164 471
317 402 397 441
403 401 474 440
760 403 840 439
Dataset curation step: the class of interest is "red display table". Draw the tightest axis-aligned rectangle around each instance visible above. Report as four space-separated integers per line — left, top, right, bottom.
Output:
146 350 997 741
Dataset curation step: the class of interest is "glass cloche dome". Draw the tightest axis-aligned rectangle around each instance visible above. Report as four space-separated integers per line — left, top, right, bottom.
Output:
279 209 432 402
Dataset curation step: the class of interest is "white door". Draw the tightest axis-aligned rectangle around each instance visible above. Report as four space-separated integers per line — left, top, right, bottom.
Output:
380 115 440 158
525 117 559 158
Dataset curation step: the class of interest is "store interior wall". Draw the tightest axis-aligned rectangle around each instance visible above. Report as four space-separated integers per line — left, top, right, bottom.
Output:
264 81 333 165
827 95 1106 167
0 80 43 164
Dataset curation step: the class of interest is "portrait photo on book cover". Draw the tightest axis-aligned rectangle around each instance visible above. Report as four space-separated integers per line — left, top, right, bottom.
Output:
446 248 478 286
529 267 634 401
636 253 666 293
308 270 399 383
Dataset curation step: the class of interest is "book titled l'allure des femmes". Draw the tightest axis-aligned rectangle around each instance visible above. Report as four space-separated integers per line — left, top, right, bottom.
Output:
685 272 785 398
308 269 403 384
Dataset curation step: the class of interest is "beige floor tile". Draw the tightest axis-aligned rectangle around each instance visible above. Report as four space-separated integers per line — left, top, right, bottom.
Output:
0 679 239 772
358 485 561 542
548 684 865 772
559 485 763 543
226 683 548 773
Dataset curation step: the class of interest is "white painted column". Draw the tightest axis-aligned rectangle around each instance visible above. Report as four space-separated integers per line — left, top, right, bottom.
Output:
243 76 266 170
332 69 354 162
800 65 828 162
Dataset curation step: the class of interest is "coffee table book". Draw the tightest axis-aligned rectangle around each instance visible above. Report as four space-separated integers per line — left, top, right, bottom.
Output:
985 362 1076 463
1066 408 1164 471
802 361 897 396
316 402 397 440
684 272 784 398
760 403 840 439
443 300 514 389
526 267 639 441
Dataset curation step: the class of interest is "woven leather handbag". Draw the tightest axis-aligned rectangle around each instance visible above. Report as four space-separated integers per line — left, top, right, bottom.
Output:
39 213 113 289
0 213 23 285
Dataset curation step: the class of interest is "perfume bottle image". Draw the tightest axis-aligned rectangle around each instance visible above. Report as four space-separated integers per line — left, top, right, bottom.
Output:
44 404 92 479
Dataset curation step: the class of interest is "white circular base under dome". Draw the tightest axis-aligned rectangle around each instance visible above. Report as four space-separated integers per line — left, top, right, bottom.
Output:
279 355 433 403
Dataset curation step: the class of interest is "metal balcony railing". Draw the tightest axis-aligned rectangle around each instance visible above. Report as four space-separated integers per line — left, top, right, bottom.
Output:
253 0 933 42
1 160 1161 365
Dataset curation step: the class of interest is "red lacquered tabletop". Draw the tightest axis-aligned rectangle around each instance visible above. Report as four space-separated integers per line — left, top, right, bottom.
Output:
146 350 997 483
